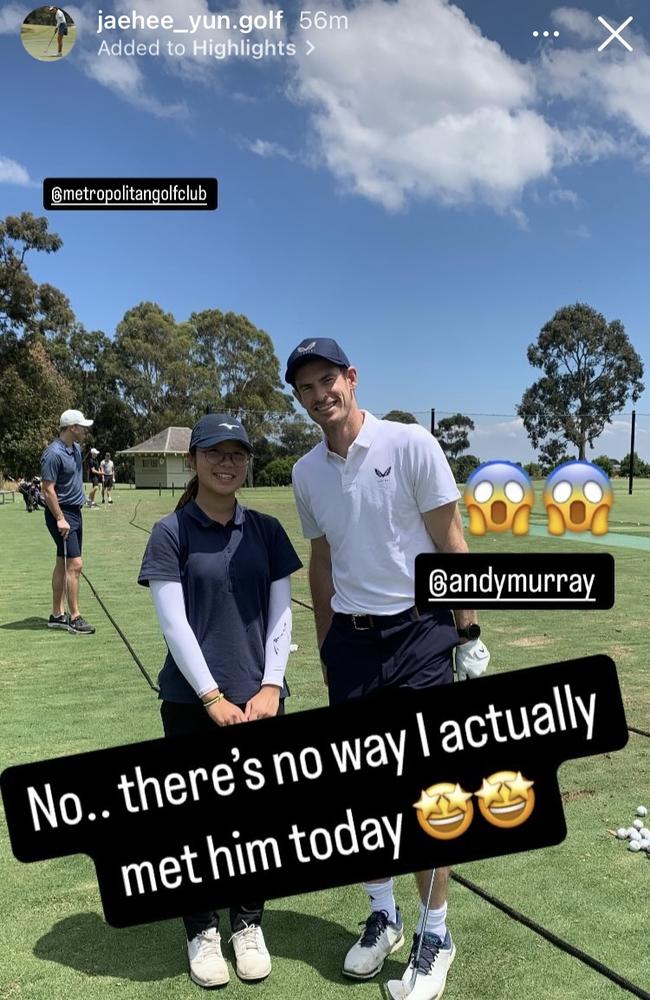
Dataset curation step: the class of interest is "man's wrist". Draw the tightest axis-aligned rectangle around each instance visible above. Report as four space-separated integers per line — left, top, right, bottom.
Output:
456 623 481 641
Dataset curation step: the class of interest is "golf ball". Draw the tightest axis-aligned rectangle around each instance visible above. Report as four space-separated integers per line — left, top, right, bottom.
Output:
639 839 650 849
636 806 648 817
616 828 628 839
628 828 641 839
629 841 641 852
640 828 650 839
633 819 644 830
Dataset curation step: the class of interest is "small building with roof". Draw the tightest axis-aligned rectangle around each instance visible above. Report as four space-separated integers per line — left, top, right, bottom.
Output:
118 427 192 489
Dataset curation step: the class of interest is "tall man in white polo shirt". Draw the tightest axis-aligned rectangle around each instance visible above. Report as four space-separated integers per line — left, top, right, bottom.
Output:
286 339 486 1000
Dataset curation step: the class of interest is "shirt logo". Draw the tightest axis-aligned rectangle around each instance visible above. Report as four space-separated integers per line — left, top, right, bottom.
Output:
375 466 392 479
219 422 239 430
297 341 316 353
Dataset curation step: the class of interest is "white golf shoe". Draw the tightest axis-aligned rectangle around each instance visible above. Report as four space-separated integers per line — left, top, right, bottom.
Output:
343 908 404 979
400 930 456 1000
187 927 230 987
230 923 272 980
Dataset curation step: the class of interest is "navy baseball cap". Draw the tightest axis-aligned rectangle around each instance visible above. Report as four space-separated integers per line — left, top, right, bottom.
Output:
285 338 350 385
190 414 252 451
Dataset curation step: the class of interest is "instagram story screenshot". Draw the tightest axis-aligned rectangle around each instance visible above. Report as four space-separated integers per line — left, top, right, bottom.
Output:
0 2 648 1000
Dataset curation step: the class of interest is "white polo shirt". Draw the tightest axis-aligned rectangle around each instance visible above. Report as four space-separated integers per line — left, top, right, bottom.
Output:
292 411 460 615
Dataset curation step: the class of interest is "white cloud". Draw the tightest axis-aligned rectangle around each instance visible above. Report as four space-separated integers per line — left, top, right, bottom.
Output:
72 0 292 110
61 5 95 35
548 187 579 205
587 419 649 461
453 416 645 463
553 124 622 165
244 138 295 159
467 419 536 463
78 50 186 118
106 0 289 84
0 4 24 34
290 0 561 211
39 0 650 217
551 7 603 42
540 18 650 138
0 156 37 186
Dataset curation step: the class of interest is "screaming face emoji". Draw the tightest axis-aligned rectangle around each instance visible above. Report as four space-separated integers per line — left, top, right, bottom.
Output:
476 770 535 829
413 782 474 840
543 461 613 535
464 462 534 536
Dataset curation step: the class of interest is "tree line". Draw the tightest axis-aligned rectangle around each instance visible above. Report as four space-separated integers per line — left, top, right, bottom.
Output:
0 213 645 486
389 302 646 479
24 7 73 26
0 213 320 485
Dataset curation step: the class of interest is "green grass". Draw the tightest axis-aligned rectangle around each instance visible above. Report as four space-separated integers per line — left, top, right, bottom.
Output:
526 477 650 537
19 23 77 61
1 483 649 999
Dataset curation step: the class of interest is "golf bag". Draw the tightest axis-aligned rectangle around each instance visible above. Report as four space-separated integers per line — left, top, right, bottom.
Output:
18 478 46 513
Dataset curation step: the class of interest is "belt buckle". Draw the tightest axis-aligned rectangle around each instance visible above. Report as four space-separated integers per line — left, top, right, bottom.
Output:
351 614 371 631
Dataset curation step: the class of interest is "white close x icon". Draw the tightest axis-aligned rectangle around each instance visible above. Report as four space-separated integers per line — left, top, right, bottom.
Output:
597 15 633 52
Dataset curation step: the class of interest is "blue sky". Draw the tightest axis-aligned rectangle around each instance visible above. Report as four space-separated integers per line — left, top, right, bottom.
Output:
1 0 649 461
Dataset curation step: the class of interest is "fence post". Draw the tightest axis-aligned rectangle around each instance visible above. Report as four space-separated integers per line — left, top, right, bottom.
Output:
172 482 175 497
159 482 161 497
628 410 636 495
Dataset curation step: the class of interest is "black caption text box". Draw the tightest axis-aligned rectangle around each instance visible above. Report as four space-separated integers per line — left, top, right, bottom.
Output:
43 178 218 211
416 552 614 610
1 656 626 927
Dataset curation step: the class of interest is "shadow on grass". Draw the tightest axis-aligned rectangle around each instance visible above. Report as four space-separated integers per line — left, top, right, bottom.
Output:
0 617 50 630
33 909 403 984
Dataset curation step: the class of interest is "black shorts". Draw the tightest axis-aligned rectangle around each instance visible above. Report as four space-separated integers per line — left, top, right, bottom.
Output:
90 474 102 487
103 476 114 489
160 698 284 936
45 505 83 558
160 698 285 737
321 611 458 707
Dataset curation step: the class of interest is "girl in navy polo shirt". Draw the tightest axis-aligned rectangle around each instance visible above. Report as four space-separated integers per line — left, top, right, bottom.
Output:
138 414 302 989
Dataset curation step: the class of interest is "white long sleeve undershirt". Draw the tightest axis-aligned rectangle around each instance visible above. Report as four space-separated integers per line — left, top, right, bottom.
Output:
149 577 292 699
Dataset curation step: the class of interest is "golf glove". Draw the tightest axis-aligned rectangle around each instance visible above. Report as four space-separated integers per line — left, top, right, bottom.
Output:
455 638 490 681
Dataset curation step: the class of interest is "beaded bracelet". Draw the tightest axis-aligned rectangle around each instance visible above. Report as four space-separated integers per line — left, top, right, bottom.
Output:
203 692 225 709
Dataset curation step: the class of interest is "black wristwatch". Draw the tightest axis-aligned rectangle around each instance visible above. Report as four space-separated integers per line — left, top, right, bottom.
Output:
457 624 481 640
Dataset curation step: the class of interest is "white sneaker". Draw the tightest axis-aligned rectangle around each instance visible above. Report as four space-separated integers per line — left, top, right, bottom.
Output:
343 908 404 979
187 927 229 987
400 930 456 1000
230 923 272 980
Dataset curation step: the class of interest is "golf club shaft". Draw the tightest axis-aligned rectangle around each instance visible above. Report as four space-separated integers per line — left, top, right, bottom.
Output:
409 869 437 989
63 536 70 618
45 28 57 51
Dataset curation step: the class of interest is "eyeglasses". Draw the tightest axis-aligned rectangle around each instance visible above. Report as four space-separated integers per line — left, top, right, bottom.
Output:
200 448 249 467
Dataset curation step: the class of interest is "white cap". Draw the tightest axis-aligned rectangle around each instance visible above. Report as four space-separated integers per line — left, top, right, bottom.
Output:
60 409 93 428
90 448 99 456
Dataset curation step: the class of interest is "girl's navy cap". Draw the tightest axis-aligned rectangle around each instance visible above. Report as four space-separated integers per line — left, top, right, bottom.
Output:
190 414 252 451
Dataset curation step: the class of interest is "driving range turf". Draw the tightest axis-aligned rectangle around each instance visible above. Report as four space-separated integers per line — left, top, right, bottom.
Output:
1 481 648 1000
19 23 76 61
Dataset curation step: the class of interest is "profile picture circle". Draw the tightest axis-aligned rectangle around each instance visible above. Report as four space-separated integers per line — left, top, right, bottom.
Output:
21 6 76 62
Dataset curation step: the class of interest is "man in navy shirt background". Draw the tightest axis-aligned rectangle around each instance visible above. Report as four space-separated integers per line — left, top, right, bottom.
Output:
41 409 96 634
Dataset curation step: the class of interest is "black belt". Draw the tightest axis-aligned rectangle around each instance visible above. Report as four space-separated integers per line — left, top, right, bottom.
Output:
333 607 425 631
